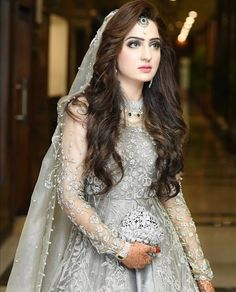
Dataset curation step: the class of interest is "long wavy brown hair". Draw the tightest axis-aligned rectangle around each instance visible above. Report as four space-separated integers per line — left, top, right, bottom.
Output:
67 0 187 200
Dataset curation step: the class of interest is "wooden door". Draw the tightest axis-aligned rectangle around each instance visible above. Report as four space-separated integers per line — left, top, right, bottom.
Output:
9 0 34 214
0 0 12 241
0 0 34 240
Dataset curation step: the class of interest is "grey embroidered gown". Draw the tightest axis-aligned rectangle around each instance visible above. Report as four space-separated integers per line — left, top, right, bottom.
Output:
48 101 213 292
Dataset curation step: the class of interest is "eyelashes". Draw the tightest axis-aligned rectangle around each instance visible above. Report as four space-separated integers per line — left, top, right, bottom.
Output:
126 40 161 49
151 41 161 49
127 40 140 48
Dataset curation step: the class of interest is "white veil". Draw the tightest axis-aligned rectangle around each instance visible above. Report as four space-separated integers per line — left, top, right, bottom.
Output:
6 10 118 292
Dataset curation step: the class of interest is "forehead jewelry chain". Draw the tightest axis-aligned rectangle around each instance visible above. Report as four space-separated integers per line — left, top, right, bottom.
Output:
138 15 149 34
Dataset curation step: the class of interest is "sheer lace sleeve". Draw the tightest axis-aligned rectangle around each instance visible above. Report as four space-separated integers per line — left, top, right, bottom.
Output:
161 182 213 282
56 101 130 259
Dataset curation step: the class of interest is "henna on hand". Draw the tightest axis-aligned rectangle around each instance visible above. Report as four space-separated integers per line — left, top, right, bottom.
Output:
197 280 215 292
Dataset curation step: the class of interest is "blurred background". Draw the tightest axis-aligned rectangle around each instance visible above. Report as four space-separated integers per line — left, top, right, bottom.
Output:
0 0 236 291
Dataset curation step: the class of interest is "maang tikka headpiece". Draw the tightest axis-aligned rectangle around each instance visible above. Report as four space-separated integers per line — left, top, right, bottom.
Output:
138 15 149 34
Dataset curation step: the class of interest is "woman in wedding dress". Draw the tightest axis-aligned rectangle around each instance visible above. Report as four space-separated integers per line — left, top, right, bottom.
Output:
7 0 215 291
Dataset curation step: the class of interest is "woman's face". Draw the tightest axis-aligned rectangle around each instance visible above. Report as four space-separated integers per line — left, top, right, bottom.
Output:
117 19 161 87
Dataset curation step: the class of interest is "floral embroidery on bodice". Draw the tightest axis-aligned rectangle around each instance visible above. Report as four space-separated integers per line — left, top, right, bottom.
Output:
85 126 158 200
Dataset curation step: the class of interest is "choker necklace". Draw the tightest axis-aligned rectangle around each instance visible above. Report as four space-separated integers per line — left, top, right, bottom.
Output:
123 98 144 118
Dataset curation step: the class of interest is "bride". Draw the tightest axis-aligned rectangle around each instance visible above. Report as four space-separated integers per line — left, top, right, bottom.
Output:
7 1 215 291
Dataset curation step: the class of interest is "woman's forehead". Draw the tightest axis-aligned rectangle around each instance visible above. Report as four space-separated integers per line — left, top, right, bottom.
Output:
124 20 160 39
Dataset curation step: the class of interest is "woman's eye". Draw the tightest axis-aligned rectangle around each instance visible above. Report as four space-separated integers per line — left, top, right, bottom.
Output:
127 40 140 48
151 41 161 49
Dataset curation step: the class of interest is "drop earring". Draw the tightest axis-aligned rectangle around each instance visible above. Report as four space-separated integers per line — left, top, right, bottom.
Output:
149 79 153 88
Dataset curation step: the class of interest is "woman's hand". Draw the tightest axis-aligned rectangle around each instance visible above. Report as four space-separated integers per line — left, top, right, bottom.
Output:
121 242 160 269
197 280 215 292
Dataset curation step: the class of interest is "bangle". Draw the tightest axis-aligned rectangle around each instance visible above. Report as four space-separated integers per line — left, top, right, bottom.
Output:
115 242 130 261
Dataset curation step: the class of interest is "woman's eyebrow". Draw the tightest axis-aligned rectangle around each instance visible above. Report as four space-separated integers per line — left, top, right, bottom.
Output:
125 36 161 41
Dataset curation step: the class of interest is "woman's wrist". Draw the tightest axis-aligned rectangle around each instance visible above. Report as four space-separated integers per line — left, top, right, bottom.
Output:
115 241 131 261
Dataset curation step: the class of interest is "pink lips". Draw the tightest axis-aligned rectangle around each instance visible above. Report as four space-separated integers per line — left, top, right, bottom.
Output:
138 65 152 73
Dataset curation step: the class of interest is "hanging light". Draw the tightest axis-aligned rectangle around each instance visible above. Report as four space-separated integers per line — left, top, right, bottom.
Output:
177 11 198 43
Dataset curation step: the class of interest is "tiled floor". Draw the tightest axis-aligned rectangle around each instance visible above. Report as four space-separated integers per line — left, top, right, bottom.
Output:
183 104 236 289
0 103 236 291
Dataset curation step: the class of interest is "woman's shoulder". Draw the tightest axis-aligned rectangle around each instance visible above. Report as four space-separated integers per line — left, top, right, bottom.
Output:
66 95 88 122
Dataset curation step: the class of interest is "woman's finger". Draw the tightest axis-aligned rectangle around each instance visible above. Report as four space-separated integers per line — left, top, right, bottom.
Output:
143 244 160 254
147 256 152 265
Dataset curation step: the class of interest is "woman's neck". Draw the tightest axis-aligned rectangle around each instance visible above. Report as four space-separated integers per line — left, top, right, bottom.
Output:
120 81 143 102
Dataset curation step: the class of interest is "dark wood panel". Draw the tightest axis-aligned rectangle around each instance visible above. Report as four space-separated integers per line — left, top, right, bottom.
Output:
0 0 13 241
9 1 34 214
29 14 51 190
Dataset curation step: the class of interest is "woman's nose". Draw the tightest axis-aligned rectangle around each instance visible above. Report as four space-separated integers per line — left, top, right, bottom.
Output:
141 45 152 62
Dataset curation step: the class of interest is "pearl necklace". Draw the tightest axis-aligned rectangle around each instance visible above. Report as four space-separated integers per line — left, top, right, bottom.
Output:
123 98 144 118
